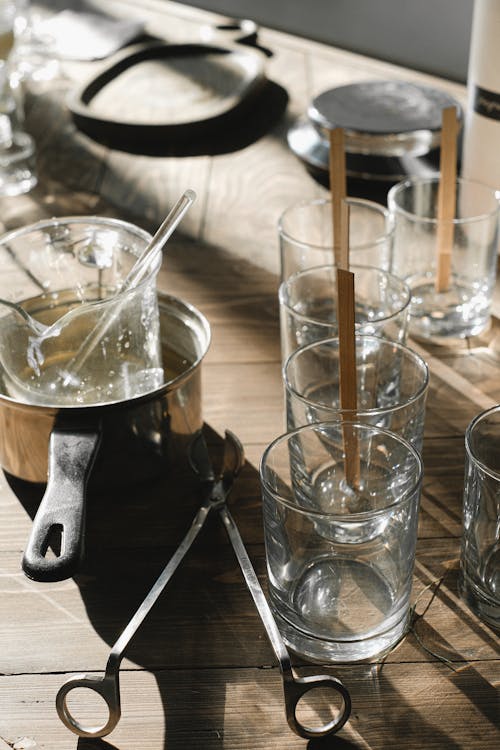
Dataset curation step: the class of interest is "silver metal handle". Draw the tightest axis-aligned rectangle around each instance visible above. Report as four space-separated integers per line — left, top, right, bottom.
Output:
218 505 351 739
282 672 351 739
56 672 120 738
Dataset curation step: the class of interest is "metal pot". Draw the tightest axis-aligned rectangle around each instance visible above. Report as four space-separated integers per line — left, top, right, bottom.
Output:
0 292 210 582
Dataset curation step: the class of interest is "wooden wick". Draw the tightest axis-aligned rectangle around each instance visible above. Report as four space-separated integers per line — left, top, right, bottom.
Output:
435 106 458 293
335 201 360 489
328 133 360 487
329 127 347 266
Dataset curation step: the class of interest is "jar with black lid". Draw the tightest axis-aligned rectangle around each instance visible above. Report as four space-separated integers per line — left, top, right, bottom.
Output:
288 80 462 201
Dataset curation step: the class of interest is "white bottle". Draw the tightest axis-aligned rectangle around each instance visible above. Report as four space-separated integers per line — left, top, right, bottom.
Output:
461 0 500 191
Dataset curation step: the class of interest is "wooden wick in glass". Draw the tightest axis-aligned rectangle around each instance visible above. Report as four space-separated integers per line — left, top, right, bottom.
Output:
435 106 458 293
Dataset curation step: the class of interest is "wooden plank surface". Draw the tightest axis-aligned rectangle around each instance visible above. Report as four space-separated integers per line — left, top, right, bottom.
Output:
0 1 498 748
0 660 498 750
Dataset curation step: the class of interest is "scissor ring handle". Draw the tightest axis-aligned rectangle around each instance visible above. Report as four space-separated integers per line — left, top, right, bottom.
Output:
55 672 121 738
284 673 351 739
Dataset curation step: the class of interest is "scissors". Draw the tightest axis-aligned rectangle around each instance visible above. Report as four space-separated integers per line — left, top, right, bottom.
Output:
56 430 351 739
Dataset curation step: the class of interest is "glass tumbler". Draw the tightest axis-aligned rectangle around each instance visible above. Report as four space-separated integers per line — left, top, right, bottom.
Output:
460 405 500 630
284 334 429 452
260 421 423 662
388 176 500 340
279 263 411 362
279 196 393 281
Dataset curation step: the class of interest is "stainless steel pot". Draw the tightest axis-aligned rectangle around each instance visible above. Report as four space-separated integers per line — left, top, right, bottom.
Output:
0 292 210 582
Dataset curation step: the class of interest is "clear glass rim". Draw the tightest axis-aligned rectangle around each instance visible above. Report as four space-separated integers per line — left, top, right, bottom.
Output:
283 334 429 416
388 176 500 225
0 214 159 304
465 405 500 480
0 215 170 410
0 214 154 244
279 263 411 325
260 419 423 518
278 196 392 252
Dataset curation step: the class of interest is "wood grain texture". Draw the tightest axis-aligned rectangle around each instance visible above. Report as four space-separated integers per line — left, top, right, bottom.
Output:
0 662 498 750
1 535 498 675
0 2 498 749
0 661 497 749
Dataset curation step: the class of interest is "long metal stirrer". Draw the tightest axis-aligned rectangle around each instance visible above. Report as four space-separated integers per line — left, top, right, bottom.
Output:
61 189 196 386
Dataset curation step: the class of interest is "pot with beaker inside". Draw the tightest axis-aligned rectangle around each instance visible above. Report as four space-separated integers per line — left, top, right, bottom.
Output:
0 215 210 582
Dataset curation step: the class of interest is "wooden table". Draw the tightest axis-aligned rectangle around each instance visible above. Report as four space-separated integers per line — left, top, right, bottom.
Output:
0 2 498 748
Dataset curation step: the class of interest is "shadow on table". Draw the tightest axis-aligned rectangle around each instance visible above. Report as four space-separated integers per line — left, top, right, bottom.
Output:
367 669 463 750
307 737 360 750
409 569 500 727
6 425 270 748
7 425 498 749
78 740 118 750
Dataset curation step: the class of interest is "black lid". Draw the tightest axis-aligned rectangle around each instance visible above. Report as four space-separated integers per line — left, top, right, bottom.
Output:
309 80 462 136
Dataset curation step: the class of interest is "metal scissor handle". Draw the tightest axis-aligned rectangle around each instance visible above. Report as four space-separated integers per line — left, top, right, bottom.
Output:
282 671 351 739
218 503 352 739
56 669 120 738
55 497 213 737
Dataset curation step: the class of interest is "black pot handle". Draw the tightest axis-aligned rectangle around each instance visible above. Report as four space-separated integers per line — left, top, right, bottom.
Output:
22 427 101 582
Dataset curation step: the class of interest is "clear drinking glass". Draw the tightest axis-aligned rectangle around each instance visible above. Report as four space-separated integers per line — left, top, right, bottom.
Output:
0 0 36 196
279 197 393 281
260 421 423 662
460 405 500 630
8 0 60 84
284 334 429 452
388 176 500 340
279 263 411 362
0 217 163 406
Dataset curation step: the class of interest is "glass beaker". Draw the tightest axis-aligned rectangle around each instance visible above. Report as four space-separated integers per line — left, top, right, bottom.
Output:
0 216 163 406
